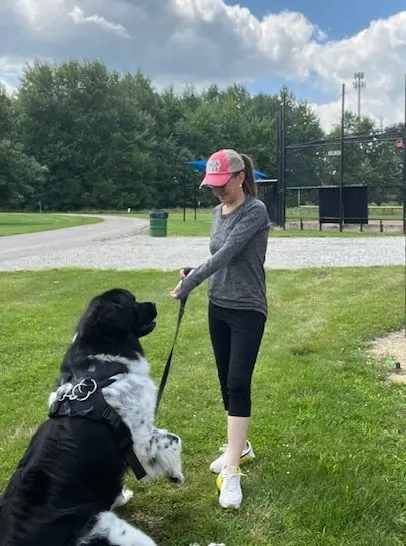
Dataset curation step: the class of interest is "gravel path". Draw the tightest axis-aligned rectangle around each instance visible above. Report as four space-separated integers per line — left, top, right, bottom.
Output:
0 215 404 271
0 215 147 260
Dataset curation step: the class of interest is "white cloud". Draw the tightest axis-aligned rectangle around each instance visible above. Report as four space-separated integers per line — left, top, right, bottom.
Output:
68 6 130 38
311 100 342 133
303 12 406 128
0 57 28 94
0 1 405 131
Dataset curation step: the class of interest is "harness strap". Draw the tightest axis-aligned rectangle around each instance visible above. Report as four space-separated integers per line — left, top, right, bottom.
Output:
102 406 147 480
155 297 187 416
49 379 147 481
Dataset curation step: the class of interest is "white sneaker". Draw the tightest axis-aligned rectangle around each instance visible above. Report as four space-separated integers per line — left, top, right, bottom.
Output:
209 440 255 474
216 465 243 509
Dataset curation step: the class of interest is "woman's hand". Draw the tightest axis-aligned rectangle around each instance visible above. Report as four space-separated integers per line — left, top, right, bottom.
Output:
180 267 195 279
169 279 183 299
169 267 194 299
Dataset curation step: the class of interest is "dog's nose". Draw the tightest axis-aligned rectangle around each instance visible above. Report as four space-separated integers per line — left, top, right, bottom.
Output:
169 473 185 484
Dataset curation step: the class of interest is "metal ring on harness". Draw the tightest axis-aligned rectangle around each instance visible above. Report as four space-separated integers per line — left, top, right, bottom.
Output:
57 378 98 403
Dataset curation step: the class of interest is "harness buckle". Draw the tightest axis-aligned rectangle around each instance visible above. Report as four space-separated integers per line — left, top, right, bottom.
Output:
102 406 122 428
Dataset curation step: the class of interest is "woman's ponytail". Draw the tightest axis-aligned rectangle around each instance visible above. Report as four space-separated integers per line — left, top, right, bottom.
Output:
240 154 257 197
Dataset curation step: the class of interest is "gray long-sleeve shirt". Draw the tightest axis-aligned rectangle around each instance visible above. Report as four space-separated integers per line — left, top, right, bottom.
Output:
178 195 270 317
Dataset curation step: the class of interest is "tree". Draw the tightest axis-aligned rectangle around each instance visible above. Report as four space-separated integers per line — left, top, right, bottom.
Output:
282 87 325 198
0 139 47 209
0 85 47 209
4 60 399 212
326 113 404 204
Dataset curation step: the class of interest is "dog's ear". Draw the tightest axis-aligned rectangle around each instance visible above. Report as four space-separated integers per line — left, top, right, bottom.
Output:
99 300 133 338
78 298 134 341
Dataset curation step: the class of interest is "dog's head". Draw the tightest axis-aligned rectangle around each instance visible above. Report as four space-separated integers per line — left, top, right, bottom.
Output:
75 288 157 344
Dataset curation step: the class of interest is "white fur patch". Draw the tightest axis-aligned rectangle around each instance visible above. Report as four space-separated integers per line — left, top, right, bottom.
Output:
91 353 150 375
101 355 184 483
85 511 156 545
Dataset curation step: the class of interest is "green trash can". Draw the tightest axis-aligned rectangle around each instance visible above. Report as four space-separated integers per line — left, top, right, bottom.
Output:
149 209 168 237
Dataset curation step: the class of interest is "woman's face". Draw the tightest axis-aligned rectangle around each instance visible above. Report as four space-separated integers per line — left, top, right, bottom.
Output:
210 172 245 204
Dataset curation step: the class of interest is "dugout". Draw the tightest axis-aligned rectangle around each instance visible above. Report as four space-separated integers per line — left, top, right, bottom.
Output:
319 185 368 225
256 179 279 224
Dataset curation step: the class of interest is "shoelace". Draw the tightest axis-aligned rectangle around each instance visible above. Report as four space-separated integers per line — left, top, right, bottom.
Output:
221 467 245 495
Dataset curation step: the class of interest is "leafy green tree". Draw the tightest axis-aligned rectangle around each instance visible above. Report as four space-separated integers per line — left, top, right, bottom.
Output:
0 139 47 209
4 60 400 213
0 85 47 209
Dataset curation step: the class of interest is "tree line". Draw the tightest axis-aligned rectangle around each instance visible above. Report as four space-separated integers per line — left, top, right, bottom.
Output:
0 60 404 211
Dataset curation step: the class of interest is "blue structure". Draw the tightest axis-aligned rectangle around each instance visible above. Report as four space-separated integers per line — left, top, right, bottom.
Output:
187 160 268 180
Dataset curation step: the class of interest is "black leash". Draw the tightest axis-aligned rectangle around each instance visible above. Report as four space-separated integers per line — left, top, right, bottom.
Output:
155 296 188 416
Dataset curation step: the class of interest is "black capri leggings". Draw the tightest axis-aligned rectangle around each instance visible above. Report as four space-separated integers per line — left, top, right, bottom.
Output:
208 302 266 418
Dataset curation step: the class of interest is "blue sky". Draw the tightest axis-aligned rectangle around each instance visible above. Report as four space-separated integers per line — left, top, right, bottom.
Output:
234 0 406 105
230 0 405 39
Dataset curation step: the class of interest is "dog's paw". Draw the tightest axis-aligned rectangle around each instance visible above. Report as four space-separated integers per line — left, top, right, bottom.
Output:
111 487 134 509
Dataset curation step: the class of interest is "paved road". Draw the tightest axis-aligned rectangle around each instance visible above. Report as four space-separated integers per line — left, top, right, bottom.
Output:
0 215 404 271
0 215 147 261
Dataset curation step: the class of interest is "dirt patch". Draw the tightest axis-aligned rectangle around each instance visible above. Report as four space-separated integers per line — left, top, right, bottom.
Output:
369 329 406 383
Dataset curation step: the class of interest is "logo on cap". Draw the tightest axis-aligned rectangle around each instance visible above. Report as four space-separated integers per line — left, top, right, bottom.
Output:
206 159 222 173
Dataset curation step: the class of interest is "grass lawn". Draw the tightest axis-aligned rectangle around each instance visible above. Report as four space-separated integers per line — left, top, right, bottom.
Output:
0 212 103 236
1 208 401 239
131 209 403 238
0 267 405 545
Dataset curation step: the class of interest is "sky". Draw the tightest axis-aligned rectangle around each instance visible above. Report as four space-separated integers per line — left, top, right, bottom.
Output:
1 0 406 132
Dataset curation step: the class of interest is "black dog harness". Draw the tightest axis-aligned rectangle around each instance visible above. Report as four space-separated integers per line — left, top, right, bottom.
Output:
48 366 147 481
48 296 189 483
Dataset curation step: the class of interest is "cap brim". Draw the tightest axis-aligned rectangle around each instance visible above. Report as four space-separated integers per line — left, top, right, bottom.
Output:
200 173 230 188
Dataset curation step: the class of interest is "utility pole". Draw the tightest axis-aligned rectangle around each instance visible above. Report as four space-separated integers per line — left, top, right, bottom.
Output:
353 72 366 118
403 73 406 235
339 83 345 232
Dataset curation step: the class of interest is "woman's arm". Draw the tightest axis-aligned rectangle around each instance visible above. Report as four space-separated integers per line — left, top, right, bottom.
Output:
175 200 268 299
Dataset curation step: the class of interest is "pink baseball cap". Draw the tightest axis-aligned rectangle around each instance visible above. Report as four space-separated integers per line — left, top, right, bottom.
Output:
200 149 245 188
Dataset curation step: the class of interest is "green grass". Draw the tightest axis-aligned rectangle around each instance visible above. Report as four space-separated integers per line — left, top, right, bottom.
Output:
0 213 103 236
0 267 405 545
2 207 399 239
131 210 402 237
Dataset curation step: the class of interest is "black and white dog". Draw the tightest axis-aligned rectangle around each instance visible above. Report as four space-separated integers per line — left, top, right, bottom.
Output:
0 289 220 546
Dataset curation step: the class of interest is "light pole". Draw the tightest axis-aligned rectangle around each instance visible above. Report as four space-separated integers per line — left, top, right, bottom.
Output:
353 72 366 119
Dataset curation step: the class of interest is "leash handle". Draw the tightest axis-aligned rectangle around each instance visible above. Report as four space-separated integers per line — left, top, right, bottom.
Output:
155 297 187 416
181 267 194 277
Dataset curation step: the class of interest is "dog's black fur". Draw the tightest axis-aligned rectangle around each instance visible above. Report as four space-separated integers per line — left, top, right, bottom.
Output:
0 289 184 546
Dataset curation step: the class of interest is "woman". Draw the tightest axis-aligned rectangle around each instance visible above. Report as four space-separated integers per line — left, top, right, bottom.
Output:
169 148 270 509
